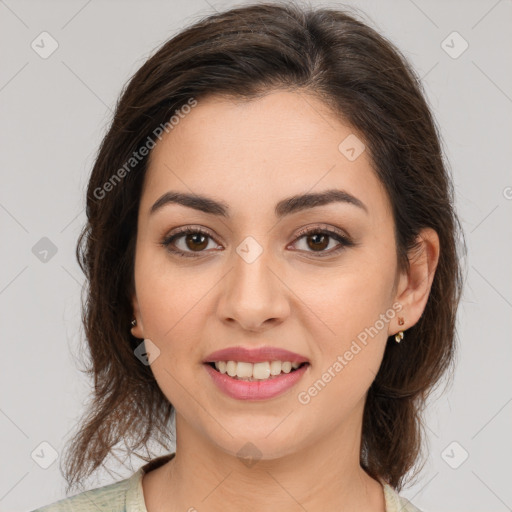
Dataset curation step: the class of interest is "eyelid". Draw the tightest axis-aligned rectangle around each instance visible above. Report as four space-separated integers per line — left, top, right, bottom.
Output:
161 223 355 258
294 223 350 240
160 225 221 258
164 223 349 241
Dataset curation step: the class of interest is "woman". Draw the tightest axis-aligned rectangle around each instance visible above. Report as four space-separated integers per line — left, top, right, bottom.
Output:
31 2 465 511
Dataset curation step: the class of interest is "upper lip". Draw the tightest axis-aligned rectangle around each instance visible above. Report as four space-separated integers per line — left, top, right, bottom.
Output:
203 346 310 364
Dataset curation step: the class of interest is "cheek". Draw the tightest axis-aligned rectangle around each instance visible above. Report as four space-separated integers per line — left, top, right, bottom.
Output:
294 253 395 384
294 272 390 420
298 256 395 338
133 249 218 381
135 244 212 330
135 265 213 406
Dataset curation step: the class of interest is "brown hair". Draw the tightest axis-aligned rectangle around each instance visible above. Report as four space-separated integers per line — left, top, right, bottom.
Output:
62 0 466 494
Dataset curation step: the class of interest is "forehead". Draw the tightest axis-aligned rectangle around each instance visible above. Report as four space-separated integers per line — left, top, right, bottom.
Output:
142 91 391 221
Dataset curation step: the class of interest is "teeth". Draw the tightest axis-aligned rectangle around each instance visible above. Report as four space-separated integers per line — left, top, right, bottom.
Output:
213 360 303 380
251 362 270 379
237 362 253 378
281 362 292 374
270 360 282 376
226 360 237 377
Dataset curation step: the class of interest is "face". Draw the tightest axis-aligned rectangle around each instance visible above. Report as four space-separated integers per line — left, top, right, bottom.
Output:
131 90 403 461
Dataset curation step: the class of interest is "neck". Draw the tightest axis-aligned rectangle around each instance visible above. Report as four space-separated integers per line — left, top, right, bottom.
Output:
149 412 386 512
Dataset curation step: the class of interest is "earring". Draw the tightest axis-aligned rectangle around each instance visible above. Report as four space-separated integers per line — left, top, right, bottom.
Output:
395 316 405 343
131 319 137 327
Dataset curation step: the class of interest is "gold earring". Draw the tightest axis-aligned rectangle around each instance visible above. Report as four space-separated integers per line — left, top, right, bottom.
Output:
395 317 405 342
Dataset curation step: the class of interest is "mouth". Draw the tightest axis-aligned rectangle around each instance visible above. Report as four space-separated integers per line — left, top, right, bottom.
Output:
203 360 311 401
202 346 310 400
204 361 310 382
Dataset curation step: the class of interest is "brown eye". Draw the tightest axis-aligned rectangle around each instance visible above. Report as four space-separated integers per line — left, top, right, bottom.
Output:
305 232 330 251
161 227 220 257
183 232 209 251
161 225 354 259
292 226 355 257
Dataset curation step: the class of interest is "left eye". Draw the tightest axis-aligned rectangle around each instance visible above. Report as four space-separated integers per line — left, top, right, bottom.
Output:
161 226 353 258
293 230 349 254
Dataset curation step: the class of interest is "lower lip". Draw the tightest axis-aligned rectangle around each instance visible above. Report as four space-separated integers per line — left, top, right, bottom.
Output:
204 363 309 401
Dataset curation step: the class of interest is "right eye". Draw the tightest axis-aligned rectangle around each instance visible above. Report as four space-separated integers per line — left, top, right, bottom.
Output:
160 226 222 258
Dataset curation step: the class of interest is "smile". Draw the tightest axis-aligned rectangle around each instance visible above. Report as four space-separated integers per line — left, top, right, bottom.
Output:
204 361 310 400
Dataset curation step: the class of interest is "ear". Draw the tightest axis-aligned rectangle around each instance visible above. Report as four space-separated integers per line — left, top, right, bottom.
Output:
391 227 440 334
130 292 145 339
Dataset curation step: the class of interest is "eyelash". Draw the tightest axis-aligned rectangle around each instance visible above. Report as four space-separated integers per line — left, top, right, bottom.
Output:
160 224 354 259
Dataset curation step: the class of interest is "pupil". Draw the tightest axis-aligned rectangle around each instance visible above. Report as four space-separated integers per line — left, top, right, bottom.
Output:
308 233 328 251
187 233 207 251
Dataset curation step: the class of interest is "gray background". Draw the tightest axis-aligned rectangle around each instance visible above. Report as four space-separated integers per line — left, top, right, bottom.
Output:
1 0 511 511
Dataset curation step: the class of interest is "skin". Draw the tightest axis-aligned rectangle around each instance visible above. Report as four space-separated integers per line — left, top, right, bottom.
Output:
130 90 440 512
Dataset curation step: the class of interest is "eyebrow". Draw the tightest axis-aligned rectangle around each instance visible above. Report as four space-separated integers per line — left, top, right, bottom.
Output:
149 188 368 218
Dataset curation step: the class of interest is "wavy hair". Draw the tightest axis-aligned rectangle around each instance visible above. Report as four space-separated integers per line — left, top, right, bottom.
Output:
61 0 466 494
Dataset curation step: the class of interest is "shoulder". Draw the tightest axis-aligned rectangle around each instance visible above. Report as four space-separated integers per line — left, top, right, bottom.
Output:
382 482 423 512
28 469 142 512
29 453 175 512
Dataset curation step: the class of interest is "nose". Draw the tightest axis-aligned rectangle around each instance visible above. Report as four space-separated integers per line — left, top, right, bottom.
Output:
217 243 290 332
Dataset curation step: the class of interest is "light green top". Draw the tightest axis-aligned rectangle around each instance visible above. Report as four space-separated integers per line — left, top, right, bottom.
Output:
30 454 422 512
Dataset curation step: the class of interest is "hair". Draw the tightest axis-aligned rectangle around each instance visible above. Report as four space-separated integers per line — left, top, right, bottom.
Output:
62 0 466 495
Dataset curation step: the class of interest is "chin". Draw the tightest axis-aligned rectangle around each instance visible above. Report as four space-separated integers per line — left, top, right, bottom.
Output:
210 426 306 463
